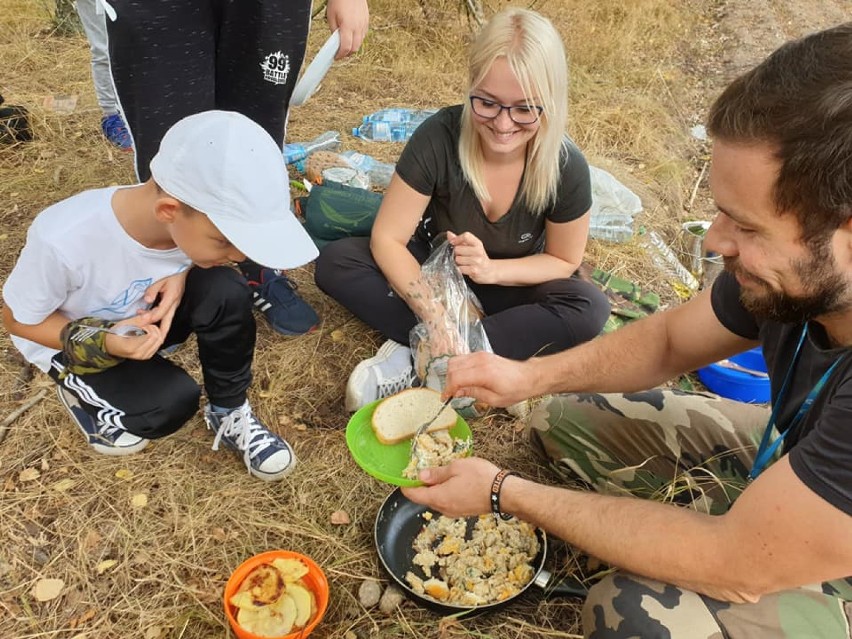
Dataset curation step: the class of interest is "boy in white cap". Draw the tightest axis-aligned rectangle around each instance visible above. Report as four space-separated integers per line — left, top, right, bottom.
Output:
1 110 317 481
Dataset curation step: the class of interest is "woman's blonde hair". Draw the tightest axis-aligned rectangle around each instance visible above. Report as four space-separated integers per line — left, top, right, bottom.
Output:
459 8 569 215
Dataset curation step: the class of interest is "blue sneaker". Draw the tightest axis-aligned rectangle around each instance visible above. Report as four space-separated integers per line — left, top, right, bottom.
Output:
243 267 319 336
56 386 149 456
100 113 132 150
205 401 297 481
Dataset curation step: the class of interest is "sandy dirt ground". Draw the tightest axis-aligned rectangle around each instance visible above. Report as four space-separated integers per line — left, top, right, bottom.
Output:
680 0 850 221
720 0 850 75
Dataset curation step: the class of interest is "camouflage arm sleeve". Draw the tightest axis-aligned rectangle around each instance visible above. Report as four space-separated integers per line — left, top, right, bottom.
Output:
59 317 125 379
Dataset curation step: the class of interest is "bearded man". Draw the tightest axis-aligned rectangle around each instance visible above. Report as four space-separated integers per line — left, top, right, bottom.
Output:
404 22 852 639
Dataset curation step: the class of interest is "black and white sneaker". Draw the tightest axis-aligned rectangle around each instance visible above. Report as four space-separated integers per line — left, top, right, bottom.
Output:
56 386 149 456
205 401 297 481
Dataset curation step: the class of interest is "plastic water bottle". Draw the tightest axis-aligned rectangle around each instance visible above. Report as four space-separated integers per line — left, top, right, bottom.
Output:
283 130 341 171
352 108 437 142
339 150 377 171
352 120 422 142
639 230 699 292
363 108 412 123
339 150 396 187
588 213 635 243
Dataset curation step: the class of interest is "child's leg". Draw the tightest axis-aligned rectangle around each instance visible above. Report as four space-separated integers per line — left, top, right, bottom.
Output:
167 266 255 409
170 266 296 481
215 0 313 146
106 0 217 180
74 0 118 116
49 354 201 446
212 0 317 340
470 277 611 359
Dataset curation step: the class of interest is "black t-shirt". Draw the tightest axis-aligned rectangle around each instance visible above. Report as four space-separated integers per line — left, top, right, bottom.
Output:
395 105 592 259
711 271 852 515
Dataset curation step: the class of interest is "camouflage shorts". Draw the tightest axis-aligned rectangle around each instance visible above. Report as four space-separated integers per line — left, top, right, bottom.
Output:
528 391 851 638
584 572 852 639
529 389 773 514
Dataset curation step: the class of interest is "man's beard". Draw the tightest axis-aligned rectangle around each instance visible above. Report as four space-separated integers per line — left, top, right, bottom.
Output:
725 238 849 323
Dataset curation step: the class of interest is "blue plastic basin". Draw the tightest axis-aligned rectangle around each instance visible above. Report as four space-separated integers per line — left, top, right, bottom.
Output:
697 347 771 403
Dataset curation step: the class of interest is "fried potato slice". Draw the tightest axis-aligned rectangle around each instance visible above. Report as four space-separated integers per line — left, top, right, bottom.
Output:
288 582 315 627
230 590 262 611
237 594 297 637
267 593 298 635
271 557 309 582
231 564 285 609
236 606 265 634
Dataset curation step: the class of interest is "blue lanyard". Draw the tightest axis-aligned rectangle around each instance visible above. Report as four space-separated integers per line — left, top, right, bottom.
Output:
749 324 848 481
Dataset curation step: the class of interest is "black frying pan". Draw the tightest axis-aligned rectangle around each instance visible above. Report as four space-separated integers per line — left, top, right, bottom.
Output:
374 488 587 616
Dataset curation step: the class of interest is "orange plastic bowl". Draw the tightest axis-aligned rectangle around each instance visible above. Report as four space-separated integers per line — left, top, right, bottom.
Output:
224 550 329 639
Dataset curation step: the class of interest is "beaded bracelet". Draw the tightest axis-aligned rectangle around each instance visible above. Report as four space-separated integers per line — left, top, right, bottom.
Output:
490 469 516 521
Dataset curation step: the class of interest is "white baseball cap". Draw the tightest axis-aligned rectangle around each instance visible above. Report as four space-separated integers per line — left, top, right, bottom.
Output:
149 110 319 270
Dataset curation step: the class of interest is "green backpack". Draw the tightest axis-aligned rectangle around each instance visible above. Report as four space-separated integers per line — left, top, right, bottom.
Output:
295 182 383 249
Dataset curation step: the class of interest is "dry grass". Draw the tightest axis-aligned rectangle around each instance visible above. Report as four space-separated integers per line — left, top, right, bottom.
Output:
0 1 725 637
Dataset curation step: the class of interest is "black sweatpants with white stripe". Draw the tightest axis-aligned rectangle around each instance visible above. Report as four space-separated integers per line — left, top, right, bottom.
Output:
48 267 256 439
106 0 313 180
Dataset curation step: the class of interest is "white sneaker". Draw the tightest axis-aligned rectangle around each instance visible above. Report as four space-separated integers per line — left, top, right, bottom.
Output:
345 340 417 412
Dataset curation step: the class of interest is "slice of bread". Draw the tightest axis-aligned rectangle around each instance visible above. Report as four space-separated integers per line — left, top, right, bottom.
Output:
371 388 457 445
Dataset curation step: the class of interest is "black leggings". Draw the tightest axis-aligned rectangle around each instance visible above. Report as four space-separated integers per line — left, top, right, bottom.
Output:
106 0 313 180
49 266 256 439
314 236 611 360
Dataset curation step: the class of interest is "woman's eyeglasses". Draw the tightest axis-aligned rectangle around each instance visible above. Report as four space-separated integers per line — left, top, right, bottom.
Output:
469 95 543 124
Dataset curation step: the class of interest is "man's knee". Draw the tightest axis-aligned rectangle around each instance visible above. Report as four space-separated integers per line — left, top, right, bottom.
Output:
583 573 720 639
527 394 586 443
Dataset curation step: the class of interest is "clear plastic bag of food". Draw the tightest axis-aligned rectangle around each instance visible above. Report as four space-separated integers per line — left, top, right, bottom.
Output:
408 238 492 415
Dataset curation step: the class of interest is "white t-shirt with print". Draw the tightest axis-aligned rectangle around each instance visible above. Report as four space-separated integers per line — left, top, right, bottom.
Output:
3 186 192 372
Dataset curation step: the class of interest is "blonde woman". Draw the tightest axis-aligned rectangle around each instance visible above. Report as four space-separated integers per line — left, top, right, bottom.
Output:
315 8 609 411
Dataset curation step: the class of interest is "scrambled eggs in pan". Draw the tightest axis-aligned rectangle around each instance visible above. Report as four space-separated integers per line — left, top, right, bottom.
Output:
405 513 539 606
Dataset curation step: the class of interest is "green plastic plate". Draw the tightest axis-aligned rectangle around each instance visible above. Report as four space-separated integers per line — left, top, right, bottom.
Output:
345 399 472 487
